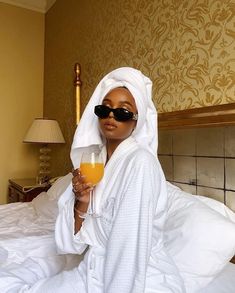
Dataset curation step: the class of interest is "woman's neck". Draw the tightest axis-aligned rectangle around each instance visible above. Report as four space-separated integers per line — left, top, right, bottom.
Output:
106 139 123 161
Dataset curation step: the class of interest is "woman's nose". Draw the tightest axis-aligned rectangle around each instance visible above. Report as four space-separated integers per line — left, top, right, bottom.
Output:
108 110 115 119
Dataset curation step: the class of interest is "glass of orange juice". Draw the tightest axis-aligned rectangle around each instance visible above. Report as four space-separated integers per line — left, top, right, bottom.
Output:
80 148 104 216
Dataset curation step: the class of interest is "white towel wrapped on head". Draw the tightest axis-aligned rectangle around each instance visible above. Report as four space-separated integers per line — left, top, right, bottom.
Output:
71 67 158 168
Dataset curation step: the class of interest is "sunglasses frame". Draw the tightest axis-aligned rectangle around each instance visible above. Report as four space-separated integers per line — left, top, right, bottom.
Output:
94 105 138 122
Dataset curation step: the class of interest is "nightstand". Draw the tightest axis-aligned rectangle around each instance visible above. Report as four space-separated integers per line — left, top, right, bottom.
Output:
8 178 51 203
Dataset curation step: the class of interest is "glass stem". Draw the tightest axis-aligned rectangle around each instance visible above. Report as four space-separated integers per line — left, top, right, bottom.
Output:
89 189 94 215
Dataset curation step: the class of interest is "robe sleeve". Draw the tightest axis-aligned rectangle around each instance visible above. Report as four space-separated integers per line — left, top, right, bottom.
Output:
55 183 92 255
104 150 166 293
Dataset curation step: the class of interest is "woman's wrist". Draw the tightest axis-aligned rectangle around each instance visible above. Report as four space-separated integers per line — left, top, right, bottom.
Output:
74 207 87 219
74 200 88 211
74 201 89 219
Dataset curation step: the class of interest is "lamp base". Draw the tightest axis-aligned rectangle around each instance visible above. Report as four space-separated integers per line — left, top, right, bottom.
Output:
37 145 51 184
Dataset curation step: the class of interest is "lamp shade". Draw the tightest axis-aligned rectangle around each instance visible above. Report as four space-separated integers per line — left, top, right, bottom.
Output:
23 118 65 144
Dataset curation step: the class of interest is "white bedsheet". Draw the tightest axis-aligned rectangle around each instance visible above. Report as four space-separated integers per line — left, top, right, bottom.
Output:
0 234 58 267
0 175 73 271
0 178 234 292
0 202 55 240
0 197 83 293
0 200 56 267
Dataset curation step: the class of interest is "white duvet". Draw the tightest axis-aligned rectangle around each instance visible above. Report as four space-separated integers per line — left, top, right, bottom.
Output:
0 201 54 239
0 174 81 270
0 200 55 267
0 177 234 292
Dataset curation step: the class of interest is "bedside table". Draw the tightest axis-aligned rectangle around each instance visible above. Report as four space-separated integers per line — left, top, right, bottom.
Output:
8 178 51 203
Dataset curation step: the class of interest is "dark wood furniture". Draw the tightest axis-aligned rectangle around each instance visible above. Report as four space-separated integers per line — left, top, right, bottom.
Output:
8 178 50 203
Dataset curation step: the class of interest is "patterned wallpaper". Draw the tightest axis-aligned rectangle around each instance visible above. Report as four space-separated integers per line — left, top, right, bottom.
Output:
44 0 235 176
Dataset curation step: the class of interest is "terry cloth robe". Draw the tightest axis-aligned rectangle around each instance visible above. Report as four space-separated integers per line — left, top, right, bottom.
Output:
13 136 185 293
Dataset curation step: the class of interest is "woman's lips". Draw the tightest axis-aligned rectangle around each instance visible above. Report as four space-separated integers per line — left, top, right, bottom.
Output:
104 122 117 130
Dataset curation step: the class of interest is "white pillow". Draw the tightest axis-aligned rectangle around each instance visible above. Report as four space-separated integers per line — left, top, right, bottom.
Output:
31 192 57 219
47 173 72 200
196 195 235 223
32 173 72 218
165 182 235 293
197 262 235 293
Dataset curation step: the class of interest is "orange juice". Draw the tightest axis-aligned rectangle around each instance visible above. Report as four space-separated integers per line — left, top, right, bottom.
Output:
80 163 104 185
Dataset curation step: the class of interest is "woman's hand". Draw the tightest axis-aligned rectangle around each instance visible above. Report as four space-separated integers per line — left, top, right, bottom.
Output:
72 168 93 205
72 169 93 232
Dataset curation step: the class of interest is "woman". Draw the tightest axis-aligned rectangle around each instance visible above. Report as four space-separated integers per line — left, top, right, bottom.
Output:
0 67 185 292
53 67 185 293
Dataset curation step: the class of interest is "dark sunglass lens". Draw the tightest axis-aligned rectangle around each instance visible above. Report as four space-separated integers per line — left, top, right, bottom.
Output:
94 105 110 119
114 108 133 121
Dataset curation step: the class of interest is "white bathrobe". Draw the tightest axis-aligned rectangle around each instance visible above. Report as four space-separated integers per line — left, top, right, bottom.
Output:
0 67 185 292
16 137 184 293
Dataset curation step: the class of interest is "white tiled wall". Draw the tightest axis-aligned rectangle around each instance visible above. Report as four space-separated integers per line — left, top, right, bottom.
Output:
197 186 224 203
173 129 196 155
197 157 224 188
196 127 224 156
158 126 235 212
225 159 235 190
173 156 196 183
225 127 235 156
226 191 235 211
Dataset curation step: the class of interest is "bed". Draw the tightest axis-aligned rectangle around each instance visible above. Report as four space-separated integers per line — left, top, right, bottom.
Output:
0 63 234 292
0 175 234 292
0 174 82 270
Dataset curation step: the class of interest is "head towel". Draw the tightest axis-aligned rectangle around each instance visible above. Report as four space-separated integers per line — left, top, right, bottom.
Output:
71 67 158 168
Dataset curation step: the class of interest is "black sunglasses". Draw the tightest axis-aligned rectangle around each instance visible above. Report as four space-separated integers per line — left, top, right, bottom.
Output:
94 105 138 122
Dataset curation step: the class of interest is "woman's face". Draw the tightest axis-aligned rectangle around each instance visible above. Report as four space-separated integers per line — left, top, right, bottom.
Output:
98 87 138 143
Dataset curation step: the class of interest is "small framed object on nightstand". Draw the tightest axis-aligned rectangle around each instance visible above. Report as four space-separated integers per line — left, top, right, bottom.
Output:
8 178 51 203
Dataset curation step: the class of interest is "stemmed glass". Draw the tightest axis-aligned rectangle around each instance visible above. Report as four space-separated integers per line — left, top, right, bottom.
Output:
80 147 104 217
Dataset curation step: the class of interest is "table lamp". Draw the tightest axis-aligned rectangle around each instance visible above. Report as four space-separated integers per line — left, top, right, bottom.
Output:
23 118 65 184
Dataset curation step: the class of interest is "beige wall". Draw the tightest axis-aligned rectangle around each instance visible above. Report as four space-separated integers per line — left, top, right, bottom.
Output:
44 0 235 176
0 3 44 203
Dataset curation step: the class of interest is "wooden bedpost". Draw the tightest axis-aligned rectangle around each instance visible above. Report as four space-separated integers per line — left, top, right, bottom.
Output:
74 63 82 125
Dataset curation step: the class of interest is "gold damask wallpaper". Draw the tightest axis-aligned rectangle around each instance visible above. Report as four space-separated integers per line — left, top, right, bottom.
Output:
44 0 235 175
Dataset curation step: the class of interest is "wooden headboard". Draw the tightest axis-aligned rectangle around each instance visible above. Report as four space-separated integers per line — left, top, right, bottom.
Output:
158 103 235 130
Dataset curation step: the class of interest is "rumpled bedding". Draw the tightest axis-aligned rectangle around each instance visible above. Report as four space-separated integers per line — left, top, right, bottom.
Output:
0 174 73 268
165 182 235 292
0 198 56 268
0 192 82 293
0 179 234 292
0 200 54 240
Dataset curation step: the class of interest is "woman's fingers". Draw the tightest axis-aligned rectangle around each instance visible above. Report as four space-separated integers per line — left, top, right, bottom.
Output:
72 168 81 180
73 183 93 204
72 168 80 177
72 169 93 203
73 182 92 193
72 176 85 187
72 168 92 189
72 169 86 187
